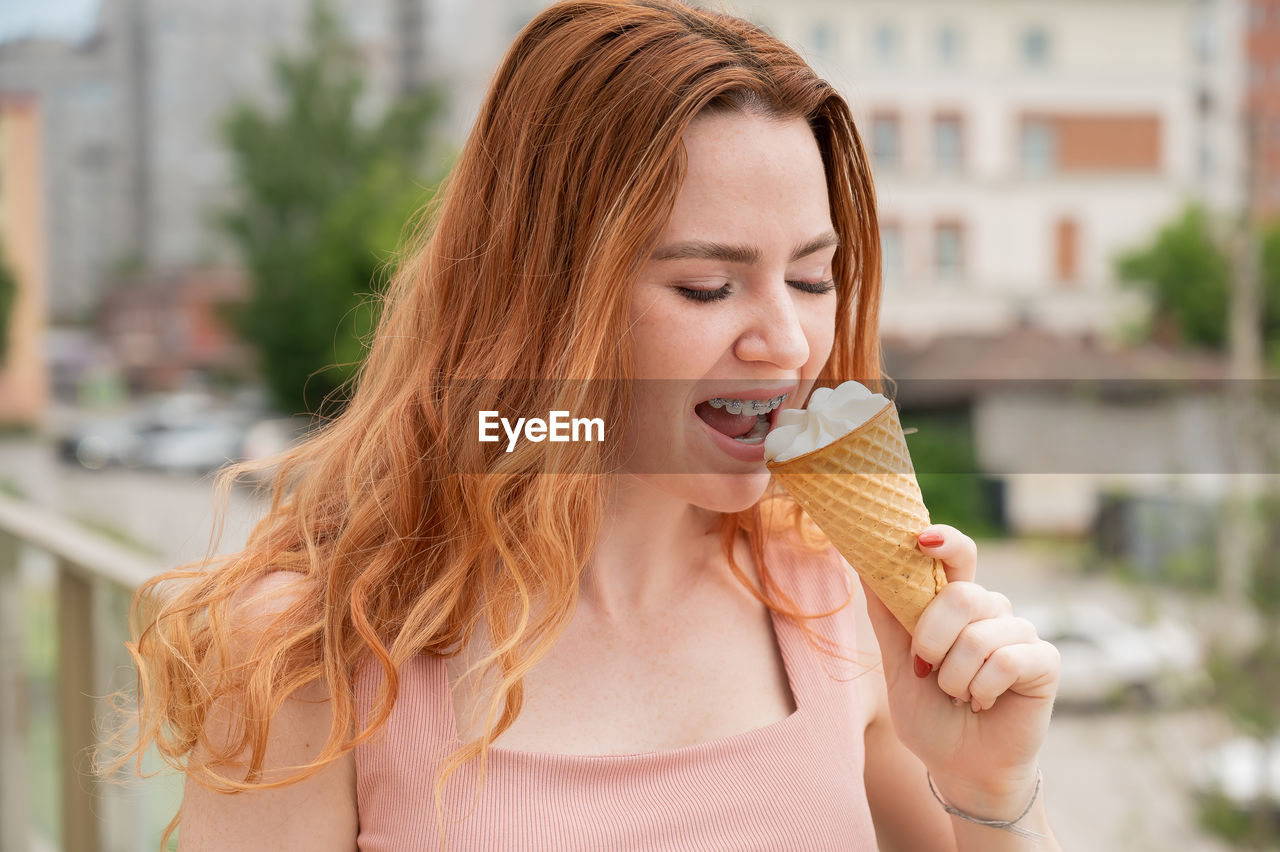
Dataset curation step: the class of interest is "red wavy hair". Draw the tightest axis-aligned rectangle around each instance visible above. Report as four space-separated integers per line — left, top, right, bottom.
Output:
100 1 884 846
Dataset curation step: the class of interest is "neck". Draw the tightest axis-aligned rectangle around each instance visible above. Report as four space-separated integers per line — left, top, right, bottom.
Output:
580 475 731 621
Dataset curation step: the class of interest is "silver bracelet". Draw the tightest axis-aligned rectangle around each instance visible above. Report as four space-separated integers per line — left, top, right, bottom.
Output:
926 769 1046 841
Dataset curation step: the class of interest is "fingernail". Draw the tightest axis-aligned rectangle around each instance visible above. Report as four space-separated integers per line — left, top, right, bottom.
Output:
971 700 981 713
917 531 944 548
913 654 933 678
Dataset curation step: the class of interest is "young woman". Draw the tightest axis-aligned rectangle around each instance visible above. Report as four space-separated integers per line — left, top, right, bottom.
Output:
108 2 1062 849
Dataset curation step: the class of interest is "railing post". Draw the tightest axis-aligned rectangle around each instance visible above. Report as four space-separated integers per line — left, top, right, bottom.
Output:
1 531 28 852
57 562 101 852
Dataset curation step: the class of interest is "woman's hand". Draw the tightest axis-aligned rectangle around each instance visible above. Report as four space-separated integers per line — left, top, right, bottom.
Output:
861 524 1060 819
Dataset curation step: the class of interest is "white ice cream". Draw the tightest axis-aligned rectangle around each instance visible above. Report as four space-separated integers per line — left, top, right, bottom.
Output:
763 380 891 463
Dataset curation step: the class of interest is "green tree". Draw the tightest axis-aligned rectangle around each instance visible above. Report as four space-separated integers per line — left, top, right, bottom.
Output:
1259 224 1280 373
1117 204 1280 368
0 241 15 366
1115 204 1232 348
220 2 443 414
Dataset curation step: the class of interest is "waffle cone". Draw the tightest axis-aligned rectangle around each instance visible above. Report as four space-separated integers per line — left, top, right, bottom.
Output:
766 402 946 634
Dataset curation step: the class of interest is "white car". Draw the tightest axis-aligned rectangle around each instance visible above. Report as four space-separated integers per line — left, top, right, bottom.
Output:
1018 601 1208 709
1192 735 1280 813
138 417 247 474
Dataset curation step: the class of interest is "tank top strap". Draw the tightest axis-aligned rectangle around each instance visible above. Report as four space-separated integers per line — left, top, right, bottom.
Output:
762 534 868 708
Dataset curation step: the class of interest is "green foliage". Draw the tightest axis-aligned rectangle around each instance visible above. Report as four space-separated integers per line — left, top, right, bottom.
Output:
1197 790 1280 848
1116 205 1280 364
1251 494 1280 620
901 408 1003 538
1116 204 1232 348
0 240 17 366
219 2 443 414
1262 224 1280 376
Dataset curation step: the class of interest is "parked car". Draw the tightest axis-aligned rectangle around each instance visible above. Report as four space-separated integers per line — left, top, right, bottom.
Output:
1018 601 1208 710
136 414 248 475
57 413 143 470
60 391 256 474
236 415 314 483
1192 735 1280 814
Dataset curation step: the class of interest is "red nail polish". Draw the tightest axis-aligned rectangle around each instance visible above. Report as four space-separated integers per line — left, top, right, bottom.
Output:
918 532 944 548
913 654 933 678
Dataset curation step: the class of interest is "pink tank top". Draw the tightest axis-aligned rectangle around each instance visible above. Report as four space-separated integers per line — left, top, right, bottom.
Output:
352 540 879 850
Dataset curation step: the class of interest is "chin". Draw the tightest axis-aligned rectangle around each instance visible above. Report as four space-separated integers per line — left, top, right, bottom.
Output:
686 470 773 514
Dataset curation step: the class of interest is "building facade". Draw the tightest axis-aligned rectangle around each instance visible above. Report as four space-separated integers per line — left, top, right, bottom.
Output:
1247 0 1280 217
0 93 49 423
0 0 546 323
731 0 1245 343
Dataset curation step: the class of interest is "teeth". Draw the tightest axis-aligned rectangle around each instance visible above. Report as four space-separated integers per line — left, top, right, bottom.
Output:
733 412 773 444
707 393 788 415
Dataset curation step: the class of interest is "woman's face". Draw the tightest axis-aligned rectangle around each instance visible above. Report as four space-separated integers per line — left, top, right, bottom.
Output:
624 109 839 512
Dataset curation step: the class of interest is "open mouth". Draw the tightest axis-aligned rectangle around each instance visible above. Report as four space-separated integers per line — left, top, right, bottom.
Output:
693 393 788 446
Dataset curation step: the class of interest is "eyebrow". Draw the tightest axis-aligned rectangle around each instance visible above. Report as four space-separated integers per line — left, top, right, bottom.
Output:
650 230 840 264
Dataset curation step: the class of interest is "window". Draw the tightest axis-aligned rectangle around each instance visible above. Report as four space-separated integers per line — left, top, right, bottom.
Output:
934 222 965 281
880 223 904 284
871 113 902 171
1021 26 1051 67
933 114 964 173
810 20 835 54
936 24 962 66
1250 3 1266 30
1197 87 1214 115
1054 218 1078 284
1197 143 1213 178
1193 17 1215 61
873 22 901 65
1020 118 1057 175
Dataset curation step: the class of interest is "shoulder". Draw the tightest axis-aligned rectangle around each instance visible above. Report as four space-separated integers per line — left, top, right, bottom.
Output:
763 533 855 613
227 570 315 630
766 538 889 719
179 570 358 850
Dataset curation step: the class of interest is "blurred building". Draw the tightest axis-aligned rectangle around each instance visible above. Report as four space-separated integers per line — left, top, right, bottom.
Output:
717 0 1249 535
0 0 548 329
732 0 1245 344
0 93 49 424
98 267 250 393
1247 0 1280 217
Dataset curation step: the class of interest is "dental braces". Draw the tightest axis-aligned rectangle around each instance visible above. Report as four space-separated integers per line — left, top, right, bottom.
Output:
706 394 788 416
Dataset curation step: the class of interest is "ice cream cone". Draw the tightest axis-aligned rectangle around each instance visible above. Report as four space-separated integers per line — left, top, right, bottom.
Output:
766 401 947 634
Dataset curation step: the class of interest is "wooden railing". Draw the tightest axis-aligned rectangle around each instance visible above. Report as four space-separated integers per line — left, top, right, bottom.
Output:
0 492 179 852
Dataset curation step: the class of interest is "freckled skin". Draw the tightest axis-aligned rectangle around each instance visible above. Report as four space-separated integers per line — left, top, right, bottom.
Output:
625 111 839 512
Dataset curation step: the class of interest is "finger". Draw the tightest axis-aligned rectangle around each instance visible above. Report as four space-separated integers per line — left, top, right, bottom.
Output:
968 640 1061 711
911 581 1013 667
933 616 1040 704
916 524 978 583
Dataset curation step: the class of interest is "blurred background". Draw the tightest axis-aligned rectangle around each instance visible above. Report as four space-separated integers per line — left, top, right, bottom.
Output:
1 0 1278 849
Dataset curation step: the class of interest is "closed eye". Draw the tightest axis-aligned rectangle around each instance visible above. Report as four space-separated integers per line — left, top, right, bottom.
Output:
789 279 836 295
675 284 732 303
675 280 835 303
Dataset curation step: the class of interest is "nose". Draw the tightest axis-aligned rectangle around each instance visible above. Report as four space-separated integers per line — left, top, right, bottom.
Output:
731 280 811 370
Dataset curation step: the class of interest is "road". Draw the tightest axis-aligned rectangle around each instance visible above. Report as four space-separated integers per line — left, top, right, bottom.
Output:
979 541 1236 851
0 437 1246 851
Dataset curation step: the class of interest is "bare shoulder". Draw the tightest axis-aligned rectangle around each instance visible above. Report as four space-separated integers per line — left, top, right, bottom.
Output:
179 571 358 851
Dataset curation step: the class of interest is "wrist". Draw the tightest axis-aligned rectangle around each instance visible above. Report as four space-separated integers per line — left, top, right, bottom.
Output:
927 765 1041 823
927 767 1046 841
